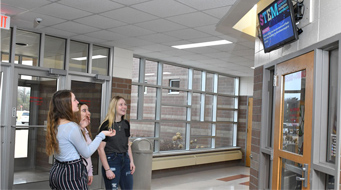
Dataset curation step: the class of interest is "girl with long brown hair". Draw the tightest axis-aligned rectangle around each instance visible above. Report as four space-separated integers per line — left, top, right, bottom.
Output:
76 102 94 186
46 90 115 190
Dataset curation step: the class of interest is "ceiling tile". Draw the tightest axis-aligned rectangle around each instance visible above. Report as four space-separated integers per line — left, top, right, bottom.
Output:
108 25 155 37
100 7 157 24
176 0 236 11
11 18 44 30
204 6 232 19
161 49 195 57
194 25 225 37
40 26 77 37
114 37 154 47
164 28 211 40
71 35 107 44
33 3 92 20
1 4 27 16
85 30 126 41
142 44 174 52
135 19 187 33
52 21 99 34
12 12 66 27
111 0 151 6
74 15 126 29
137 33 180 43
132 0 196 17
58 0 124 13
179 53 212 61
2 0 50 10
167 12 219 28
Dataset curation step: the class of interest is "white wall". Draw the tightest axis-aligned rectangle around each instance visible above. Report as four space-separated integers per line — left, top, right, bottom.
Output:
239 76 254 96
255 0 341 67
113 47 133 79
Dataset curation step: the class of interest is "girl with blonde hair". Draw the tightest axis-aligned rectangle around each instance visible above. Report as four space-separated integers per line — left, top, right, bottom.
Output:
98 96 135 190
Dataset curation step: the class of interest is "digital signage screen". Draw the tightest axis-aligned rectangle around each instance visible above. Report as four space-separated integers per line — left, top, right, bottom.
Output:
258 0 298 53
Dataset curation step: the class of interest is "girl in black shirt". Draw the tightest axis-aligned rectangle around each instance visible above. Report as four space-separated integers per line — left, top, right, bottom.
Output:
98 96 135 190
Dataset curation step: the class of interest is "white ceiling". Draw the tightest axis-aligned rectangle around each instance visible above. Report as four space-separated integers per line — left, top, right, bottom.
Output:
1 0 258 77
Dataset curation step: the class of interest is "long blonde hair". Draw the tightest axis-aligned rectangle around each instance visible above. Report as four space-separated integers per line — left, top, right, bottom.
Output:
100 96 126 130
76 102 92 139
46 90 77 156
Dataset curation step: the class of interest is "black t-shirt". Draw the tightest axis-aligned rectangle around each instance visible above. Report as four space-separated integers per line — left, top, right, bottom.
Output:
98 120 130 154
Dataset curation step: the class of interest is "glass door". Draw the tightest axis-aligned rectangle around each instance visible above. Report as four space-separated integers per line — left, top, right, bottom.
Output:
69 75 111 189
272 51 314 189
11 67 62 189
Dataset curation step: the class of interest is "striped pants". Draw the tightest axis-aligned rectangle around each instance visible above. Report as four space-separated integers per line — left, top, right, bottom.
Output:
49 159 88 190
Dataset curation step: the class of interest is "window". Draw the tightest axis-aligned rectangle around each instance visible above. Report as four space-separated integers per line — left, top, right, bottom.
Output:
169 79 180 94
92 45 109 75
131 57 239 153
1 28 11 63
43 35 66 69
15 29 40 66
69 40 88 72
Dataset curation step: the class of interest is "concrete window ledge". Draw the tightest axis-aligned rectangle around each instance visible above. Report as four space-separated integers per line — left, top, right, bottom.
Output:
152 147 242 171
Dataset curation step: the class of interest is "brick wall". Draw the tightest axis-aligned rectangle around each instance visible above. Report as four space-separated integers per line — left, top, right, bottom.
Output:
111 77 132 119
237 96 248 164
250 66 263 189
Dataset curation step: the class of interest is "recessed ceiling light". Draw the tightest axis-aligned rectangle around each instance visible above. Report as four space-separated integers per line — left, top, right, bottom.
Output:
16 43 28 46
172 40 232 49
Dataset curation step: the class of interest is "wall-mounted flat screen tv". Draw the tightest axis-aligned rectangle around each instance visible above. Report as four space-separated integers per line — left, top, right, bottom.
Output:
258 0 298 53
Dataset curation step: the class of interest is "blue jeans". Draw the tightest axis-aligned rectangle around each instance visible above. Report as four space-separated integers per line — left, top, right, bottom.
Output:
102 153 133 190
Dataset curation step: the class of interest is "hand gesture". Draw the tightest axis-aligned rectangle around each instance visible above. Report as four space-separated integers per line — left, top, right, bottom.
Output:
102 129 116 137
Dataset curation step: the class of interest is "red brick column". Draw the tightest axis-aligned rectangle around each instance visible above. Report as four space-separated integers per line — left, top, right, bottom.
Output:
250 66 263 189
238 96 248 164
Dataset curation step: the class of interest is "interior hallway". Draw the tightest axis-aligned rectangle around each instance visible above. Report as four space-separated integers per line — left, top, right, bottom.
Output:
151 166 250 190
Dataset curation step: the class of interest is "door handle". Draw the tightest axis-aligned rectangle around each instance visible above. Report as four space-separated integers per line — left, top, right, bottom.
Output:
295 164 308 188
296 177 305 181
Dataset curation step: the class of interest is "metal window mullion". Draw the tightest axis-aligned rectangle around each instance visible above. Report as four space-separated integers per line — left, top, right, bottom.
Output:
212 74 218 148
335 42 341 190
88 43 93 73
200 71 206 121
137 58 145 120
233 77 239 147
154 62 163 152
65 39 70 71
10 26 16 64
39 33 45 67
154 122 160 152
109 47 114 76
155 62 162 120
186 68 193 150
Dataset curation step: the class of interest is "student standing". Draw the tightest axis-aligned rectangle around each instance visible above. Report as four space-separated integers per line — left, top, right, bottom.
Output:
46 90 115 190
77 102 94 186
98 96 135 190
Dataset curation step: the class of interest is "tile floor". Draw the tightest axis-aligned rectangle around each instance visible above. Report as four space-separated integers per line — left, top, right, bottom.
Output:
13 165 250 189
151 166 250 190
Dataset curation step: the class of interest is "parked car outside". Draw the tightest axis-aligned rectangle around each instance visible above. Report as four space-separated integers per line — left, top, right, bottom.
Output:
20 111 29 124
